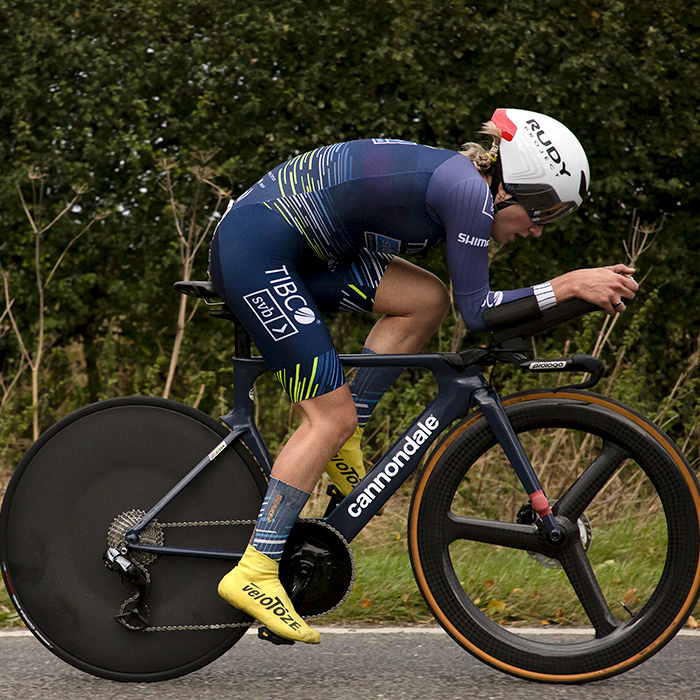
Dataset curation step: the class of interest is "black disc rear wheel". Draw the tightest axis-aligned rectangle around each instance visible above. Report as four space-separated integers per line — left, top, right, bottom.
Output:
409 390 700 683
1 397 267 681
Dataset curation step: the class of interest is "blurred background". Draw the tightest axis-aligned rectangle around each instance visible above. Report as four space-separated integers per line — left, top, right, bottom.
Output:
1 0 698 476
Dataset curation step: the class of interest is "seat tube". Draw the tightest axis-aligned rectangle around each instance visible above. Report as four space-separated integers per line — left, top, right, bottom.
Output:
219 356 274 474
474 388 562 543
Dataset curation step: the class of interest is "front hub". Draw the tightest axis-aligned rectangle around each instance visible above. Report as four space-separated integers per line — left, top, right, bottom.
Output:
516 502 592 569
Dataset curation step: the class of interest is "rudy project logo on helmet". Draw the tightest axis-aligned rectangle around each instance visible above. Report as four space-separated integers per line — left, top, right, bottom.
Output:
524 119 571 178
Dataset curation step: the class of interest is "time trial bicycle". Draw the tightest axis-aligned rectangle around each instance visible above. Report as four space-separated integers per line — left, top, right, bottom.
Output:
1 281 698 684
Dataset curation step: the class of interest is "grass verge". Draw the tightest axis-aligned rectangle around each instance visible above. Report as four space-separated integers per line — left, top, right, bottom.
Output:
0 580 22 629
2 479 699 631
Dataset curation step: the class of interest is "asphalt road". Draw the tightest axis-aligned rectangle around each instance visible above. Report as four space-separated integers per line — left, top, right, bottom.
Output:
2 627 700 700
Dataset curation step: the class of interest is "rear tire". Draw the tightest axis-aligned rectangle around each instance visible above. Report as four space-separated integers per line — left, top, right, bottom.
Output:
1 397 267 681
409 390 700 683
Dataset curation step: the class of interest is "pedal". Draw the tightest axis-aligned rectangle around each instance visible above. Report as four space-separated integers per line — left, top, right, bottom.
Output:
258 626 296 646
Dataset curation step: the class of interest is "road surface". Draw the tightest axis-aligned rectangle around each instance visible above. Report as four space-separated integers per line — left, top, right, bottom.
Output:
2 626 699 700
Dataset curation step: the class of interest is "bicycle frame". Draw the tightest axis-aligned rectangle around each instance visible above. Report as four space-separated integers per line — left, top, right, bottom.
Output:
125 351 562 560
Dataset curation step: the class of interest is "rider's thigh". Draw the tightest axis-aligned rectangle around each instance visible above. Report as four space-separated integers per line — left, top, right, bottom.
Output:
210 205 346 403
373 257 450 322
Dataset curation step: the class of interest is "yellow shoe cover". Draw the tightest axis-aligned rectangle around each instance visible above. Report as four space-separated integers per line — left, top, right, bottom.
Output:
325 426 365 497
218 545 320 644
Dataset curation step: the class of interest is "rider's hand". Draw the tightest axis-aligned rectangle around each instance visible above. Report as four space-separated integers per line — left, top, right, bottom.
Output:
550 264 639 316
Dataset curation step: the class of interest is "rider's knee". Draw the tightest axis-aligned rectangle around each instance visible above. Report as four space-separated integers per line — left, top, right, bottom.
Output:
332 402 358 444
303 389 357 446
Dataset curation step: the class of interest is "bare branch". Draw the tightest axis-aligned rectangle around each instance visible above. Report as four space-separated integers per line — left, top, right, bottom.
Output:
590 214 661 359
17 184 40 235
0 354 28 415
160 158 188 248
185 297 202 326
654 330 700 427
190 148 220 166
0 266 33 369
161 151 229 399
623 211 664 266
0 298 12 329
190 193 227 262
44 212 109 289
18 182 85 237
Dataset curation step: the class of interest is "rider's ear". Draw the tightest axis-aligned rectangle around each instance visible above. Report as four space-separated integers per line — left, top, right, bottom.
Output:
494 183 510 205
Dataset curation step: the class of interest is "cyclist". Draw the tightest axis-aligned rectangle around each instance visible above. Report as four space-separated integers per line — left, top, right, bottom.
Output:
210 108 639 643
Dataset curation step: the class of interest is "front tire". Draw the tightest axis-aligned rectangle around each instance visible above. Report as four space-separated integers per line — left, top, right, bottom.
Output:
408 390 700 683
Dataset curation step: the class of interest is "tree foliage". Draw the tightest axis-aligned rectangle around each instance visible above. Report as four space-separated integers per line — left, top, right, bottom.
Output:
1 0 699 463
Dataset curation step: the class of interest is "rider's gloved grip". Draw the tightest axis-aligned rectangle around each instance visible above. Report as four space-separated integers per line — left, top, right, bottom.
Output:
490 298 603 344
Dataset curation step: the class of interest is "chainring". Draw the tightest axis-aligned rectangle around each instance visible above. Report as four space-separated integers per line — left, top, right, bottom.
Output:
279 519 355 619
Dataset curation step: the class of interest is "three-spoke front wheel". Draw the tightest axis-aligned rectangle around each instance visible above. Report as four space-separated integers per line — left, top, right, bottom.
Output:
409 390 700 683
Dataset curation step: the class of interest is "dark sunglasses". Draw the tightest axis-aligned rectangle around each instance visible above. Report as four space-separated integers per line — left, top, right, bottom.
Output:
495 183 575 225
494 196 520 213
494 193 550 225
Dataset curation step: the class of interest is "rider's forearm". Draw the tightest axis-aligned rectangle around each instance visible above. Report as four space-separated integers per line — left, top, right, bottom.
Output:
549 270 585 304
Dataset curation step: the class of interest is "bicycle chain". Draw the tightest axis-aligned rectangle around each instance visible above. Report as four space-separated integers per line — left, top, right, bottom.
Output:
110 510 255 632
162 519 256 528
110 512 353 633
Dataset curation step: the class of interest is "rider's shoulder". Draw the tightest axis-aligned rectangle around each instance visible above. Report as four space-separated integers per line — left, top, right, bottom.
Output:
428 154 489 197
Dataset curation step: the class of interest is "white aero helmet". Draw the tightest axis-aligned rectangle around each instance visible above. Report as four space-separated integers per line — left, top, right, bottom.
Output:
490 108 590 224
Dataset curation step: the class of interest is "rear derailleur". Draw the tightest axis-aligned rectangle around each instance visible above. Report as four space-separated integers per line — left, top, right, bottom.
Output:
103 547 151 630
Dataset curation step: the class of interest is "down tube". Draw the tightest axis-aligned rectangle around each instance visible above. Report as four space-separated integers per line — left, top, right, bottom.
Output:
326 370 484 542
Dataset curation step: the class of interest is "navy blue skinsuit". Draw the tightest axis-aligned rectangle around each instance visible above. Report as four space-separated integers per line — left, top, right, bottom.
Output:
209 139 540 402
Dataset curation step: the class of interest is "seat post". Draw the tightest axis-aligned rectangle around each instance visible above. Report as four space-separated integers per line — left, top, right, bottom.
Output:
234 320 252 358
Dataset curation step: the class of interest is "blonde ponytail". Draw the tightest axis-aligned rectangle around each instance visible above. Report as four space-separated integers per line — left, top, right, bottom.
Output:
459 120 502 176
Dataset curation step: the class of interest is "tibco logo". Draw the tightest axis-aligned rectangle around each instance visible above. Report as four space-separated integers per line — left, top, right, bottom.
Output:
347 416 440 518
293 306 316 325
244 266 317 342
265 267 317 325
